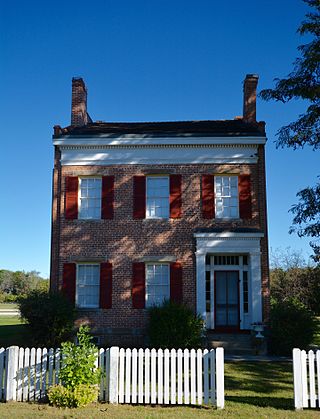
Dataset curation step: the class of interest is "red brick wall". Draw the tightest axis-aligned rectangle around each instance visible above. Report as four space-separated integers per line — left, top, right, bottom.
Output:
50 156 269 341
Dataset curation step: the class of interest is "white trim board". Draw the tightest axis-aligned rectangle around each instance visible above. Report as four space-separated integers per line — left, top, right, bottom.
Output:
59 145 259 166
53 135 266 146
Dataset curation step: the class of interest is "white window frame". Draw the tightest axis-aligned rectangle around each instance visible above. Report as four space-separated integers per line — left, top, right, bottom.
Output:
214 175 239 219
146 176 170 219
76 263 100 309
145 263 170 308
78 176 102 220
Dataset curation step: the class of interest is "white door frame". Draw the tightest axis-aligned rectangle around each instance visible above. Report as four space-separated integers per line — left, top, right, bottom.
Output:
194 232 264 330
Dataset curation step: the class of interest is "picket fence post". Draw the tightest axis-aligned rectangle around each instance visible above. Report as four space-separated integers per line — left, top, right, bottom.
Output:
4 346 19 401
216 347 224 409
109 346 119 404
293 348 303 410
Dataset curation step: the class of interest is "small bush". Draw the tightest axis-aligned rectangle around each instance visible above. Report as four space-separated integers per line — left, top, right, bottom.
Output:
269 298 316 355
59 325 101 390
48 326 101 408
148 300 204 349
18 290 75 347
48 384 98 408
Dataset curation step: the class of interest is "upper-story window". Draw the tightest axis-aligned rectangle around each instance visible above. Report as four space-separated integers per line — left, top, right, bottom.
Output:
79 177 102 219
146 176 169 219
77 264 100 308
215 176 239 218
145 263 170 307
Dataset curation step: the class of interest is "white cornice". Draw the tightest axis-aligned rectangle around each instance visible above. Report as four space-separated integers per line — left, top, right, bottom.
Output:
194 232 264 239
53 135 266 147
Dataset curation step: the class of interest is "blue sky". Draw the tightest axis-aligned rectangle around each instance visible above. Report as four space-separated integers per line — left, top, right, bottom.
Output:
0 0 318 277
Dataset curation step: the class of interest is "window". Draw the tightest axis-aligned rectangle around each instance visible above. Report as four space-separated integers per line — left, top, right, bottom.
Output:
145 264 170 307
146 176 169 219
215 176 239 218
77 264 100 308
243 271 249 313
79 178 102 219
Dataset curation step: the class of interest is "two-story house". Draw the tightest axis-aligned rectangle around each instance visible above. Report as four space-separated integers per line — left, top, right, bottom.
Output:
50 76 269 348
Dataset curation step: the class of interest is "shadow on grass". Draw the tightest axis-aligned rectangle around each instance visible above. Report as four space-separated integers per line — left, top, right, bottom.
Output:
226 395 293 410
225 362 292 394
225 362 294 410
0 324 32 347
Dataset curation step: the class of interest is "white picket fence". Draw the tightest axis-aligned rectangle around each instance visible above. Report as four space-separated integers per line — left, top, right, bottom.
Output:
0 346 224 408
293 348 320 409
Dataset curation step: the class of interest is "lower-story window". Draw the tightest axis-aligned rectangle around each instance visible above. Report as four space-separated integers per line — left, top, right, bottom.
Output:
77 264 100 308
145 263 170 307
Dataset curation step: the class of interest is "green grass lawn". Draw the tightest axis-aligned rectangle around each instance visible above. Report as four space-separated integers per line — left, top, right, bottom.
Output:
0 362 319 418
0 316 31 348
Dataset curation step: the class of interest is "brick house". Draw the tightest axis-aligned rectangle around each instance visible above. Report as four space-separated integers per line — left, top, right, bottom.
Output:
50 76 269 347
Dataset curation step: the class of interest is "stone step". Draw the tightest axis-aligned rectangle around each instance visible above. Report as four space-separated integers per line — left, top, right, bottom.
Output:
205 333 253 355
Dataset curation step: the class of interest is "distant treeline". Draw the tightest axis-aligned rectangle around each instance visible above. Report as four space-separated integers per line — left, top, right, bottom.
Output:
0 269 49 302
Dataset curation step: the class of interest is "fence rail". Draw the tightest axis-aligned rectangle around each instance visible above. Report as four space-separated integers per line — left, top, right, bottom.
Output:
293 348 320 409
0 345 224 408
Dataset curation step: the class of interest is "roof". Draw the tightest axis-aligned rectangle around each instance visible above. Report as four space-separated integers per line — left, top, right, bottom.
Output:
54 119 266 138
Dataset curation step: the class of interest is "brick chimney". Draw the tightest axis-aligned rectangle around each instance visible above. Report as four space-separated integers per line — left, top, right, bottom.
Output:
243 74 259 123
71 77 88 126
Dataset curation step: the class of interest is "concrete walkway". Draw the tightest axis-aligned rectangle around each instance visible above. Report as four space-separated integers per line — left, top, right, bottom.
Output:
0 309 20 316
225 354 291 362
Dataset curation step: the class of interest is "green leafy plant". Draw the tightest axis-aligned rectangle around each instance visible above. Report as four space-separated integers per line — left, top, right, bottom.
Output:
148 300 204 349
18 290 75 347
47 384 98 408
48 326 101 408
269 297 316 355
59 325 101 390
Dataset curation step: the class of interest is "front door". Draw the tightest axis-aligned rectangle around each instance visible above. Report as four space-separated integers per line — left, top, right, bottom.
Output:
215 271 239 331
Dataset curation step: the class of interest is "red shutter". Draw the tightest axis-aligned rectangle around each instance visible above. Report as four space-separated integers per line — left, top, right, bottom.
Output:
100 262 112 309
65 177 78 219
101 176 114 219
132 262 145 309
239 175 252 219
170 262 183 303
202 175 215 219
170 175 182 218
133 176 146 219
62 263 76 304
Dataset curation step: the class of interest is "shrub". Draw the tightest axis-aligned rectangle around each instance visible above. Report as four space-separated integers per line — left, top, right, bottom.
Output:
59 325 101 390
48 384 98 408
48 326 101 408
18 290 75 347
148 300 204 349
269 298 316 355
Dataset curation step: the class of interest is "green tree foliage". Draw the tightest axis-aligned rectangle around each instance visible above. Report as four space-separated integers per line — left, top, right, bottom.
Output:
260 0 320 261
18 290 75 347
270 247 320 314
147 300 204 349
0 269 48 301
48 326 100 408
271 266 320 314
269 298 316 355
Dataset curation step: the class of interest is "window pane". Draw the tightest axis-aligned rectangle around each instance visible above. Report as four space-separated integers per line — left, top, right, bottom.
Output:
146 177 169 218
146 263 170 307
77 264 100 308
215 176 239 219
79 178 102 219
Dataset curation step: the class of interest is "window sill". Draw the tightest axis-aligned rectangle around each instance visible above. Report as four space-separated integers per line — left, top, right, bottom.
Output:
67 218 105 222
144 217 170 221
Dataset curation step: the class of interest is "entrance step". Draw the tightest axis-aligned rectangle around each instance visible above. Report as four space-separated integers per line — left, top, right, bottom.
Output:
205 332 255 355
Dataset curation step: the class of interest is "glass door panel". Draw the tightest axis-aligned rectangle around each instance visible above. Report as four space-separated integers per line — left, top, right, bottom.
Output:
215 271 239 329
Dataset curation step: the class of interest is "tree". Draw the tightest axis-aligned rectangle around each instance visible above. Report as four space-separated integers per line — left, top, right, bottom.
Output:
260 0 320 262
